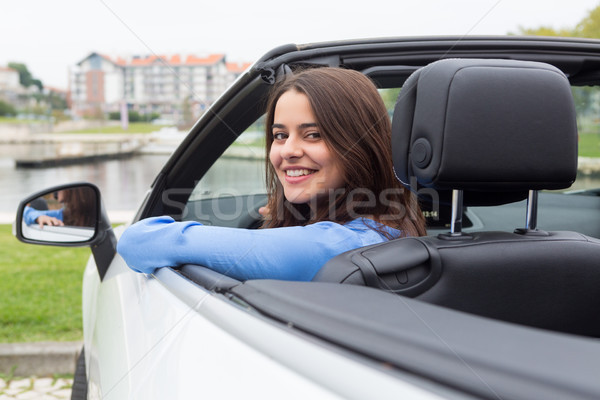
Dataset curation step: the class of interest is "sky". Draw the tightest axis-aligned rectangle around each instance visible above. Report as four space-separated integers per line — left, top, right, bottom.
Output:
2 0 600 89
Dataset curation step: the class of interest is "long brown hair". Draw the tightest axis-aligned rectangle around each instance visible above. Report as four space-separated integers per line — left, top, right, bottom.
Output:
62 187 97 227
262 67 426 238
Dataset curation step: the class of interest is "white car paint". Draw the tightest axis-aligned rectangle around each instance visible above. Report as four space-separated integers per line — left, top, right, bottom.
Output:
80 228 444 399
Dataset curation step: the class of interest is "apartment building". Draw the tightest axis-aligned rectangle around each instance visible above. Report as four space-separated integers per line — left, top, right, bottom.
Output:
69 52 251 121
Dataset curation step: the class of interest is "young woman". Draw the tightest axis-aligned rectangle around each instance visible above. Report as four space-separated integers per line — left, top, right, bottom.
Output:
117 67 426 281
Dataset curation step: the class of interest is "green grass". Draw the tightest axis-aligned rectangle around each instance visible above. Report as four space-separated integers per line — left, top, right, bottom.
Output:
62 122 169 134
0 225 88 343
579 132 600 158
0 116 45 124
578 121 600 157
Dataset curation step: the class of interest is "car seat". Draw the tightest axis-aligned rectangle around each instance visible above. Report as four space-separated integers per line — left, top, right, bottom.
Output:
314 58 600 337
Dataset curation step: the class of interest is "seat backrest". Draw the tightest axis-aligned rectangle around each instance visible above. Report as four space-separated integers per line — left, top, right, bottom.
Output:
314 59 600 337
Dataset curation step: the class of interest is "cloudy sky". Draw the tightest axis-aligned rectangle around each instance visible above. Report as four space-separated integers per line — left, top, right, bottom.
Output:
3 0 599 88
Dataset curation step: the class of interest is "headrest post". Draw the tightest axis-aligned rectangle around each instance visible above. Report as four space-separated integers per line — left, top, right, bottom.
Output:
450 189 464 235
526 190 539 231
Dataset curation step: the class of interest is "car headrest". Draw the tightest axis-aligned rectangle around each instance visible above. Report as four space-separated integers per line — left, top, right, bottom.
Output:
392 59 578 206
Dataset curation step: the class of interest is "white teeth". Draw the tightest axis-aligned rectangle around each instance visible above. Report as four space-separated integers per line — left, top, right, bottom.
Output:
286 169 313 177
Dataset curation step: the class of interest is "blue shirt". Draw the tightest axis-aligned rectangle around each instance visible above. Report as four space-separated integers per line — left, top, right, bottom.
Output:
23 206 64 225
117 216 400 281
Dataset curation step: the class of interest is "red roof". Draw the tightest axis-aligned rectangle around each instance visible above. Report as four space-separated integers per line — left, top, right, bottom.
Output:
126 53 225 67
130 55 167 66
184 54 225 65
45 86 67 93
226 62 252 73
78 52 236 68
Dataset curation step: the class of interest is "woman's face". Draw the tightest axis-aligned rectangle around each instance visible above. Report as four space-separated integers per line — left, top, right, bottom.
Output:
269 89 345 205
56 190 66 203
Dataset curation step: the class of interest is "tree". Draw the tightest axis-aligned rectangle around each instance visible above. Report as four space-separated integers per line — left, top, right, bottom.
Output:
0 100 17 116
575 5 600 38
47 91 67 110
516 26 574 37
516 4 600 38
7 62 43 91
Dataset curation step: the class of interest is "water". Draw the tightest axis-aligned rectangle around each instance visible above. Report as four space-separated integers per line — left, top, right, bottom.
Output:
0 144 170 217
0 143 266 223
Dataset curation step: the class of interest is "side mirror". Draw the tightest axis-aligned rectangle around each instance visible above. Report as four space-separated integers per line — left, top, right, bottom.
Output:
15 182 117 280
16 184 99 244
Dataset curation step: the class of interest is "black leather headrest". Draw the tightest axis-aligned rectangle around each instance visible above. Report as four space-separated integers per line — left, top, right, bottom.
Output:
392 59 578 206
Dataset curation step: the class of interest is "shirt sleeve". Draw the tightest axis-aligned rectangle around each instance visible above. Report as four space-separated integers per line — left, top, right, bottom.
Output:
117 216 384 281
23 206 64 225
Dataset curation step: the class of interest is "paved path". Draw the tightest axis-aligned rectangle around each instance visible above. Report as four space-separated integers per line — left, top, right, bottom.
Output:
0 377 72 399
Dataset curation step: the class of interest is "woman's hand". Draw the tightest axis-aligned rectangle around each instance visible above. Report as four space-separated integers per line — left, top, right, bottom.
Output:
36 215 64 228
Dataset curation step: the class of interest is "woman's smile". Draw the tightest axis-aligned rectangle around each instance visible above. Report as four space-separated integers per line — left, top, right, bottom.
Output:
285 168 316 178
284 168 318 185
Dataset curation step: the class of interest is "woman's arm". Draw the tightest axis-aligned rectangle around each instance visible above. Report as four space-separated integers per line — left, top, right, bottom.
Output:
117 216 382 281
23 206 64 227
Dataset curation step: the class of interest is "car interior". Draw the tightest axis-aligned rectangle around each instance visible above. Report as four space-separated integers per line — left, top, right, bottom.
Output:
174 55 600 333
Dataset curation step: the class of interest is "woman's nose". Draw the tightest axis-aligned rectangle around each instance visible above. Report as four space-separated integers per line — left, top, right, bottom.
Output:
281 135 303 159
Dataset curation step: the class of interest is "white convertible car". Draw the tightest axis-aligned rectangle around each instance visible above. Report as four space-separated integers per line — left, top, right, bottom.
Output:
15 37 600 399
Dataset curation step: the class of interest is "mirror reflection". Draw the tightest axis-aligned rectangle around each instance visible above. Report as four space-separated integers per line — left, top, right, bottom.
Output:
21 186 97 242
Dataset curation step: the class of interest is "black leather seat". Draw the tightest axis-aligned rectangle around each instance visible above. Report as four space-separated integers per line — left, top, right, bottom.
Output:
314 59 600 337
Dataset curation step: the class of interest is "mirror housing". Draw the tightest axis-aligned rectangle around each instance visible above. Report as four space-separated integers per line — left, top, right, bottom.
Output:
14 182 117 280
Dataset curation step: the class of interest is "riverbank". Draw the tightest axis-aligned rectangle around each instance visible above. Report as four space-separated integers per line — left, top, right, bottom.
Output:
0 127 187 166
1 130 264 169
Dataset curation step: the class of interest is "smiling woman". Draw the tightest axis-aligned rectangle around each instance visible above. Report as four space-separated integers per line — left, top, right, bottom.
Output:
269 90 345 206
262 68 425 235
116 67 426 281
